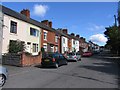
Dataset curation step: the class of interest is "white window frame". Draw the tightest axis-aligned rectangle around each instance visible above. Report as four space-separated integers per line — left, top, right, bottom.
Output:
43 32 47 40
43 43 47 52
32 43 38 53
55 35 58 43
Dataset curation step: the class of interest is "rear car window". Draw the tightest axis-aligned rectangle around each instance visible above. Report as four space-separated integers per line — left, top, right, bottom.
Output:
76 52 80 55
68 53 75 55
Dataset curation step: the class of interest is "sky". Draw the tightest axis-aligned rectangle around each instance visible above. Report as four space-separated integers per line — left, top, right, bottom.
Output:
1 2 118 46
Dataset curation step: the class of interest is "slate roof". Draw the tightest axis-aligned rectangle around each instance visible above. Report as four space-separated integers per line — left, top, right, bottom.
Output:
1 5 76 39
67 34 80 41
1 5 55 32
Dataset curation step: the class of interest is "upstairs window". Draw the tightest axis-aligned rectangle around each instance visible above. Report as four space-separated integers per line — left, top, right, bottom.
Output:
10 21 17 34
63 38 65 44
55 36 58 43
73 40 75 45
30 27 39 37
44 32 47 40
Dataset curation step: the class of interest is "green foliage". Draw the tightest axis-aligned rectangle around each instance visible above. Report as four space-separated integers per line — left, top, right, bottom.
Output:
41 47 45 53
8 40 26 53
104 26 120 55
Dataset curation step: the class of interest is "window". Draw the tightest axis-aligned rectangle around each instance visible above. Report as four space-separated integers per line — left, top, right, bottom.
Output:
55 46 58 52
33 43 38 52
10 21 17 34
63 47 65 52
43 45 47 52
63 38 65 44
44 32 47 40
55 36 58 43
30 27 39 37
73 40 75 45
59 54 64 59
51 46 54 52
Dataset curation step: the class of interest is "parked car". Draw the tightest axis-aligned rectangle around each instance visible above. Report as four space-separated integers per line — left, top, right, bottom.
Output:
67 52 81 61
93 50 100 54
82 51 92 57
0 66 8 87
41 52 68 68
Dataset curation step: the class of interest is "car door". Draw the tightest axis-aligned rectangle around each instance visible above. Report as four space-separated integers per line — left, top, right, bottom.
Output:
76 52 81 60
54 53 60 64
59 54 67 65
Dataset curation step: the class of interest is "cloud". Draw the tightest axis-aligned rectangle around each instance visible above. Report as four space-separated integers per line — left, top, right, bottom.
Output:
89 34 107 45
33 4 49 17
87 23 105 32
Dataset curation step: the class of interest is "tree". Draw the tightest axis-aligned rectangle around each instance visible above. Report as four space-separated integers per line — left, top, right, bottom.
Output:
8 40 26 53
104 26 120 55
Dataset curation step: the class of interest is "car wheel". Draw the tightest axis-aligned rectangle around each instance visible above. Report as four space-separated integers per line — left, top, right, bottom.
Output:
55 63 59 68
0 74 6 87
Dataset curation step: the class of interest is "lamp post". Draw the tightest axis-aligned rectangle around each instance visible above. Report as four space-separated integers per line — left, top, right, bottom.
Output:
118 1 120 28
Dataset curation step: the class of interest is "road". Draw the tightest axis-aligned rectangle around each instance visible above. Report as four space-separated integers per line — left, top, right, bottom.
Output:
2 55 120 88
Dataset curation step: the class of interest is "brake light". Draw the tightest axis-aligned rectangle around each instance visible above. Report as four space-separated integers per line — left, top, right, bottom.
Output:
52 58 56 62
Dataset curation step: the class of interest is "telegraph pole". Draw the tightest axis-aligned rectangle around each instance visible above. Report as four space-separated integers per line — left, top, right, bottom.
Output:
114 15 117 26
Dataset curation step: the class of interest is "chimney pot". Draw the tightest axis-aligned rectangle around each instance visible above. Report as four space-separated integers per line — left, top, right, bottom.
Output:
41 20 49 26
49 21 52 28
71 33 75 36
76 34 80 38
20 9 30 18
62 29 68 34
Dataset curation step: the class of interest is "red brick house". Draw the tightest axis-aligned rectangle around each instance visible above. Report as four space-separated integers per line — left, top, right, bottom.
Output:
41 20 61 53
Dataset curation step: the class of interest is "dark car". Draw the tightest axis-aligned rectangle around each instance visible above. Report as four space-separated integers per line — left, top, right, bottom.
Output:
41 52 68 68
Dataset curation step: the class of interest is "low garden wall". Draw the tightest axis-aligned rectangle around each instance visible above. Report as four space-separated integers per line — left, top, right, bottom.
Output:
2 52 42 67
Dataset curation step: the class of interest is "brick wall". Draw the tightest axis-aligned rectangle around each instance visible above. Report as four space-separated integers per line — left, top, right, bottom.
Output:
2 52 42 67
41 29 56 52
21 52 42 67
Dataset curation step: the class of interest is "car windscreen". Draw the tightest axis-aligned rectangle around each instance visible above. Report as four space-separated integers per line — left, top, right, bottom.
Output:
68 53 75 56
76 52 80 55
42 53 54 58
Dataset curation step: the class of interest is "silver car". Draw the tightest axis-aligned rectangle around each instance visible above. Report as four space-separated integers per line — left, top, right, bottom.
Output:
0 66 8 87
67 52 81 61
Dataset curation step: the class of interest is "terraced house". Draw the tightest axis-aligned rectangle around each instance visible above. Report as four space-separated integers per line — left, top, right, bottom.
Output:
1 5 59 55
1 5 88 56
40 20 60 53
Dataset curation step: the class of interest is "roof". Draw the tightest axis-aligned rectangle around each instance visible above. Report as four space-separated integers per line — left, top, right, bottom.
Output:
1 5 55 32
67 34 80 41
1 5 81 40
56 30 71 38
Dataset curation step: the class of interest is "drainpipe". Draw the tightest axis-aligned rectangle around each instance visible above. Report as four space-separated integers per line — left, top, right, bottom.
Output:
0 6 3 63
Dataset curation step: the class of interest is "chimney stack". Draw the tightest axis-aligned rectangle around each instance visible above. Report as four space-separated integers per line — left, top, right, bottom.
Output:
41 20 49 26
49 21 52 28
20 9 30 18
62 29 68 34
71 33 75 36
76 34 80 38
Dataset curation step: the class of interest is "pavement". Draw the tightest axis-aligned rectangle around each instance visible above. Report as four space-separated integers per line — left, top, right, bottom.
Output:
2 54 120 88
